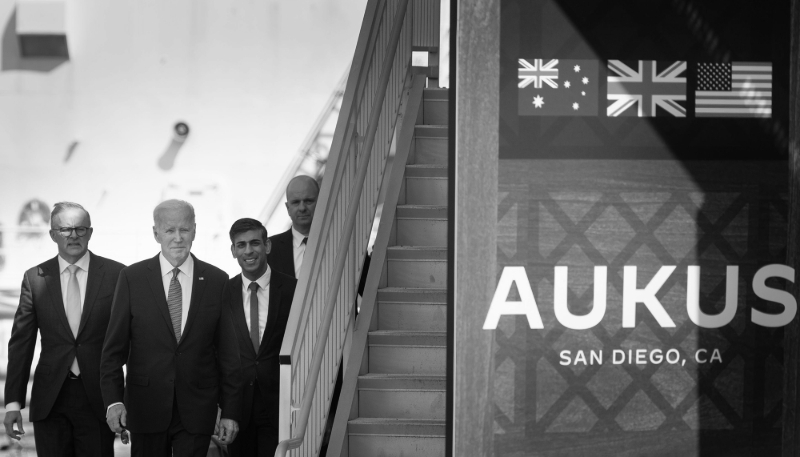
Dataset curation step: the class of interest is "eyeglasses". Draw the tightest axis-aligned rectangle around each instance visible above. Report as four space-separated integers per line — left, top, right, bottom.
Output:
54 227 91 237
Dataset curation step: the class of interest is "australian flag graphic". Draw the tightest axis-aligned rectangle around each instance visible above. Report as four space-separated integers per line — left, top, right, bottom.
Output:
518 59 599 116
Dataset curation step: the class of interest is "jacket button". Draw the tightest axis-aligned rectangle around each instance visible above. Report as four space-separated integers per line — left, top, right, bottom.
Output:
255 361 259 365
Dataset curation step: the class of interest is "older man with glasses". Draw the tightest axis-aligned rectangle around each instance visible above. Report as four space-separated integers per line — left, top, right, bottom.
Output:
3 201 126 457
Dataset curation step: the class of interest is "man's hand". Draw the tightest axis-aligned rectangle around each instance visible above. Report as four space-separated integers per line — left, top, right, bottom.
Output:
3 411 24 440
215 418 238 445
106 404 127 433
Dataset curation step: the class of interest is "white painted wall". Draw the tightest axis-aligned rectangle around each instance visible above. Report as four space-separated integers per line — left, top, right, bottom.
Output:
0 0 367 286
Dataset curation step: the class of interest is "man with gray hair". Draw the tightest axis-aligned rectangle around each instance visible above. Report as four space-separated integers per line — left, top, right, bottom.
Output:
100 199 242 456
4 202 125 456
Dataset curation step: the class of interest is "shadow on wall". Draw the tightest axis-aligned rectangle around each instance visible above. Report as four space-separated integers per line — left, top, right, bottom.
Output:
1 9 68 72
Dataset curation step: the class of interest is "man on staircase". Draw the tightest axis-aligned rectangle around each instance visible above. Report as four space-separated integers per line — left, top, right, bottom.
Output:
267 175 319 279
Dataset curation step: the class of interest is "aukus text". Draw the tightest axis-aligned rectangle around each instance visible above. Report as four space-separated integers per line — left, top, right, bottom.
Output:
483 265 795 330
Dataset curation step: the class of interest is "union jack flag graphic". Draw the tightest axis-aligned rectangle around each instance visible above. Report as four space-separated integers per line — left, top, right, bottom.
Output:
607 60 687 117
519 59 559 89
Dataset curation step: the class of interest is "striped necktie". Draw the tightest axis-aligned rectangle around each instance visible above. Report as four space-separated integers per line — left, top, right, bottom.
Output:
66 265 81 375
167 268 182 342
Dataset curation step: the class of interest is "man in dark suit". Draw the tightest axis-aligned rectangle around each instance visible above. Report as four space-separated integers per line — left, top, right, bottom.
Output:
3 202 125 456
224 218 296 457
268 175 319 278
100 199 242 456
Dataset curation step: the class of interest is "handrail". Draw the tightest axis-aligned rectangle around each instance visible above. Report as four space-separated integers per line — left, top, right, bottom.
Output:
273 0 441 455
275 1 410 454
325 74 426 457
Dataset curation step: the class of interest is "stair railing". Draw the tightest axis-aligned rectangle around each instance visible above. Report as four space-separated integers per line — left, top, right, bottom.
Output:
275 0 440 455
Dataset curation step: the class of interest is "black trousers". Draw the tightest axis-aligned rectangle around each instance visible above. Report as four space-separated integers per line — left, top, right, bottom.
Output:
33 376 115 457
131 395 211 457
227 384 278 457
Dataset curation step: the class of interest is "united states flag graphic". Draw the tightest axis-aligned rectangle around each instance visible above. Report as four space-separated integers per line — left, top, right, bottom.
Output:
695 62 772 117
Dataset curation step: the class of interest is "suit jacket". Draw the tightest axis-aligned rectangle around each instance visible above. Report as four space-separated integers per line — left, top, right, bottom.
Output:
5 252 125 422
224 270 296 431
267 228 296 278
99 253 242 435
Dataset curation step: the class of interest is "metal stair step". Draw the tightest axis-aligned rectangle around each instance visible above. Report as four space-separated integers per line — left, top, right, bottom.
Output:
348 418 446 436
422 88 448 125
395 205 447 247
357 374 446 420
377 287 447 304
368 331 446 375
379 300 446 331
386 247 447 287
405 164 447 178
412 125 447 165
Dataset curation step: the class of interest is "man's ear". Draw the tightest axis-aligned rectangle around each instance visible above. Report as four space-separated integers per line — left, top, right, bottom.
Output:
230 244 235 258
266 239 272 255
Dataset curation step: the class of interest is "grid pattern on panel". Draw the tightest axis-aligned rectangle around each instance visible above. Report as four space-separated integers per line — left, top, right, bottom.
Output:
492 185 787 441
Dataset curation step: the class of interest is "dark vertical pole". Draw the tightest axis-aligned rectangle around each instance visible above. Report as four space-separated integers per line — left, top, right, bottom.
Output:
783 1 800 455
452 0 500 455
446 0 457 455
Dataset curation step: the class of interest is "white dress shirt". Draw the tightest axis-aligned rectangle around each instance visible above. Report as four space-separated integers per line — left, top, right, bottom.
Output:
241 266 271 344
159 252 193 334
7 252 91 412
291 227 308 278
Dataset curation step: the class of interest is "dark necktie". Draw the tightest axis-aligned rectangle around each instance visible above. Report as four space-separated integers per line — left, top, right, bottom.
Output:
167 268 182 342
302 237 308 245
249 282 260 353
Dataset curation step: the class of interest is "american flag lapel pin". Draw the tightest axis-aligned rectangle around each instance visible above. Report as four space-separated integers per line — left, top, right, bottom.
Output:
199 277 204 280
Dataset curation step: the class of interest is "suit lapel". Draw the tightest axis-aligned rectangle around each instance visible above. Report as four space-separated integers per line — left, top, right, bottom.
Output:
77 252 104 337
229 275 254 355
259 271 283 355
42 257 73 338
280 231 295 276
145 254 176 345
181 255 206 344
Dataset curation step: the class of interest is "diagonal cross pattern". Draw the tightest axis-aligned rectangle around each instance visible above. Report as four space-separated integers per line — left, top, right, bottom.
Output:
167 267 182 342
493 184 787 438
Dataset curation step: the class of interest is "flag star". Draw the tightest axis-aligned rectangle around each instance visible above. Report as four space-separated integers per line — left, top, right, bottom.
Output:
574 65 580 72
564 81 571 88
582 77 589 84
572 102 579 110
532 95 544 108
581 91 586 96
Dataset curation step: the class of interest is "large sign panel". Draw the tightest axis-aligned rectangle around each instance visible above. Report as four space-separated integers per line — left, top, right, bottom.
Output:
490 0 790 454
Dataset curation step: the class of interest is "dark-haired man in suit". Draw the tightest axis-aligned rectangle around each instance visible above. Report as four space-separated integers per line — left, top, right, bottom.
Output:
225 218 296 457
100 199 242 456
4 202 125 457
268 175 319 278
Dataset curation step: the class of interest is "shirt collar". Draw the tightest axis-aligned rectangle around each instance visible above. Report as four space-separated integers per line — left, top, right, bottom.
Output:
291 226 308 248
243 265 271 291
58 251 90 274
159 252 194 278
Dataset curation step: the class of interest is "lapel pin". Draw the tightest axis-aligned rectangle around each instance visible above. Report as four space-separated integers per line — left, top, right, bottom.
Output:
199 277 204 280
